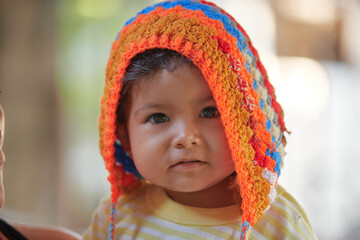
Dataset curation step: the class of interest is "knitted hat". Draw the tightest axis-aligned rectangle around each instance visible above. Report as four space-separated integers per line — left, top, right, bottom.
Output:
99 1 287 239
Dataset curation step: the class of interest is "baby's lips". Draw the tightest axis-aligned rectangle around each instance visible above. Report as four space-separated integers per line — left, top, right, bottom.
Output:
170 158 205 167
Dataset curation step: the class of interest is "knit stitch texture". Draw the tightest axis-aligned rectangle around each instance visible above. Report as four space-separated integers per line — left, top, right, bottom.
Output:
99 1 287 239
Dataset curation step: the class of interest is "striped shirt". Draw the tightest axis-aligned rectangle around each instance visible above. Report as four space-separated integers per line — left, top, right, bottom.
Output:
83 184 316 240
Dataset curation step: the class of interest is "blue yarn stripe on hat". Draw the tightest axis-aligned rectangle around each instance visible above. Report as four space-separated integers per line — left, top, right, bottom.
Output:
114 141 143 179
108 203 117 240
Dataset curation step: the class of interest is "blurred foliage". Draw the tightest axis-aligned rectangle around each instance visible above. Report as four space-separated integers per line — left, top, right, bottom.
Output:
56 0 156 141
54 0 157 229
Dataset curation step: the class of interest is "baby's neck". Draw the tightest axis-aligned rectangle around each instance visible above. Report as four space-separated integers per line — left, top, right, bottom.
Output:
165 176 240 208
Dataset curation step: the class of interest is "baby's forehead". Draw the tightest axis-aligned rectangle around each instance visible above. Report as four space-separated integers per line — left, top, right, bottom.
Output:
130 65 212 102
134 63 204 88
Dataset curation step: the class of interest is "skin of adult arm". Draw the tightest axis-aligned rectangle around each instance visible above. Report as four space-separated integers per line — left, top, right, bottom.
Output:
11 222 81 240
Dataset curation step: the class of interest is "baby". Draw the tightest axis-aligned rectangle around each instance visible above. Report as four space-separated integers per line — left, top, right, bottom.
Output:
84 1 316 239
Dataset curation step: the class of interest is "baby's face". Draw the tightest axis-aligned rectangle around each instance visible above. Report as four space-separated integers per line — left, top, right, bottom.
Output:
0 105 5 209
122 64 234 194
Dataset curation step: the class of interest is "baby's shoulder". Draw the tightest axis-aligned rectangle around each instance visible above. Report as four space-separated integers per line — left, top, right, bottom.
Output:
273 185 309 220
116 182 151 213
83 183 151 239
250 185 317 239
96 182 150 215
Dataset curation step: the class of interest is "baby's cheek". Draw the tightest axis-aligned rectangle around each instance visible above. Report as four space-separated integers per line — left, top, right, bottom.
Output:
210 124 230 148
132 155 156 177
212 127 233 165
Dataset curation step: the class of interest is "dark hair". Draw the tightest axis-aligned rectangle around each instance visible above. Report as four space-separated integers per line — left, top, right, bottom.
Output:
117 48 193 123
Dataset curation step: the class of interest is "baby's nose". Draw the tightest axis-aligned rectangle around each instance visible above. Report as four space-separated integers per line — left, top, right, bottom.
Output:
172 121 202 149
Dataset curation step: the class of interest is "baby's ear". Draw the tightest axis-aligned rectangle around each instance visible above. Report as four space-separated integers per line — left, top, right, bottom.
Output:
116 123 132 156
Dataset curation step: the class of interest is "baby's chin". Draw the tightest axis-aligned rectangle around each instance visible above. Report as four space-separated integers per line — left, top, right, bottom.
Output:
162 178 227 194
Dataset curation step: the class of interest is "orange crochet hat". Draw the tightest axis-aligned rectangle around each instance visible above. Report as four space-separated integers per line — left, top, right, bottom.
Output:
99 1 287 239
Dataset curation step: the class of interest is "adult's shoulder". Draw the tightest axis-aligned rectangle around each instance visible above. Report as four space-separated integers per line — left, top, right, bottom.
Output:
0 218 27 240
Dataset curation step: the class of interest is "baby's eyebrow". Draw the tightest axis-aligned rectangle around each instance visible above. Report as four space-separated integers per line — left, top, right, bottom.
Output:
195 95 215 104
134 103 168 116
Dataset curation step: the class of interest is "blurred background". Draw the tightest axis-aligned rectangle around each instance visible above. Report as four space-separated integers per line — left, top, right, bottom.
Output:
0 0 359 239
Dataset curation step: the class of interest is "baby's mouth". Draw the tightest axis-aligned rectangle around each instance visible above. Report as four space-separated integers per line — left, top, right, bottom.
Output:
170 159 207 171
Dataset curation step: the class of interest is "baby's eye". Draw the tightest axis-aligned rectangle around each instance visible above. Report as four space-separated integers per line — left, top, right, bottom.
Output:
146 113 169 124
200 107 220 118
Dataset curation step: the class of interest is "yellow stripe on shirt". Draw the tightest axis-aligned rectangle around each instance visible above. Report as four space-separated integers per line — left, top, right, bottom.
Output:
83 184 317 240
